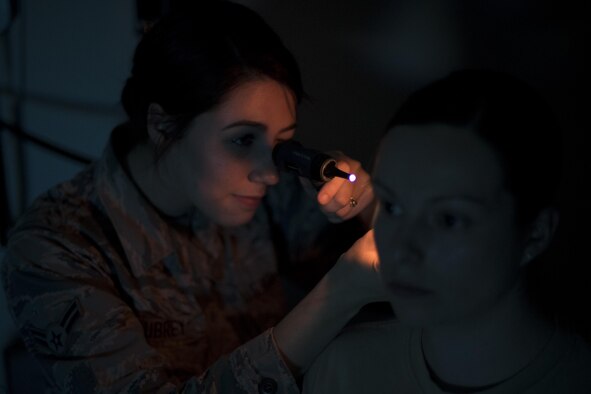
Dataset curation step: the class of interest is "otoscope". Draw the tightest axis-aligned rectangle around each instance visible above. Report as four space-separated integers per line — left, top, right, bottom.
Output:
272 140 357 184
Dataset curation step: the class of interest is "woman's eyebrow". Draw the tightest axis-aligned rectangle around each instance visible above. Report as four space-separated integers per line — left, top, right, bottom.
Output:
222 120 266 131
428 195 487 205
222 120 297 133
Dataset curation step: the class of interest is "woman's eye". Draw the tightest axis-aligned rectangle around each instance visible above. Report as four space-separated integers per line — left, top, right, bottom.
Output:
232 134 256 147
433 213 469 230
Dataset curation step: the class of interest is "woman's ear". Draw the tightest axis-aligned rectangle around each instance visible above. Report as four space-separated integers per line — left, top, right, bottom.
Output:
146 103 174 146
520 207 559 266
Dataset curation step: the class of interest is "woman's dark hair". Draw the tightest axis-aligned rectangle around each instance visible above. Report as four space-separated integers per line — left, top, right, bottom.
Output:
386 69 562 227
120 1 304 155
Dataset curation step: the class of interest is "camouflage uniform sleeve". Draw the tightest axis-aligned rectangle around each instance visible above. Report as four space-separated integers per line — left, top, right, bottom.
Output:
1 230 300 394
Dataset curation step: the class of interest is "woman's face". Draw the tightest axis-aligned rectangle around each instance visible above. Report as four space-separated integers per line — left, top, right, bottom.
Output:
157 78 296 226
373 124 526 326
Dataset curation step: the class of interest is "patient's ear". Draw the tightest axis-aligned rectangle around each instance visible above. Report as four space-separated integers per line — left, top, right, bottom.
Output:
520 207 559 266
146 103 175 146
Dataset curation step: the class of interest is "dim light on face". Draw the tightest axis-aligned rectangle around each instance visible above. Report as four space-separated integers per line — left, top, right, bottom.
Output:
372 123 524 327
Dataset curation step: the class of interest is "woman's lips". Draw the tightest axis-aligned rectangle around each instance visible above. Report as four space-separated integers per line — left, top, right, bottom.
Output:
234 195 264 209
386 281 432 297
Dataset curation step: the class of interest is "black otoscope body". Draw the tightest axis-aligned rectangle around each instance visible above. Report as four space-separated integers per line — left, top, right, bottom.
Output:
272 140 356 183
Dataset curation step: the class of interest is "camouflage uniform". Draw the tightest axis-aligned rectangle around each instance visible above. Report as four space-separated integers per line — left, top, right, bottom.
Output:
1 128 354 393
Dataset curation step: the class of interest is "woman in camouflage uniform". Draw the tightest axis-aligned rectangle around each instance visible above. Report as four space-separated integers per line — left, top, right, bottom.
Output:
1 2 384 393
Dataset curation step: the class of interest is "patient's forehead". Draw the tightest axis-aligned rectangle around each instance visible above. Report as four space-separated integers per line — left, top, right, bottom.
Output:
374 124 507 203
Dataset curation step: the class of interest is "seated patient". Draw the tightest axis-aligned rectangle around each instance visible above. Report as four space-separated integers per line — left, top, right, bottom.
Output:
303 69 591 394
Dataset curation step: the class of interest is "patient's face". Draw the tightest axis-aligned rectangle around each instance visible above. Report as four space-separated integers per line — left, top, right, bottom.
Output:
373 124 525 326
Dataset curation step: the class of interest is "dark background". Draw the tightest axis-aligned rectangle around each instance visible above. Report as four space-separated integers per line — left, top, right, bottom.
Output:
1 0 589 389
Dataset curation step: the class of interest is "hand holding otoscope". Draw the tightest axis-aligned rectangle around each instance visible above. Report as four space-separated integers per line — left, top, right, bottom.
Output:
273 140 373 219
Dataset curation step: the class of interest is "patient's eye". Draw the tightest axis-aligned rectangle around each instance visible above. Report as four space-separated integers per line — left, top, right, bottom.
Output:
430 211 471 230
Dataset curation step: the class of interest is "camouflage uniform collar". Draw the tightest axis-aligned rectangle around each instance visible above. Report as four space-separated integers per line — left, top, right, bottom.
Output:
95 136 178 271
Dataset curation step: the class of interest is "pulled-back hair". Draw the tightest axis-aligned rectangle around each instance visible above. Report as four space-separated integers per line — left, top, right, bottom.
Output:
387 69 562 227
120 1 304 154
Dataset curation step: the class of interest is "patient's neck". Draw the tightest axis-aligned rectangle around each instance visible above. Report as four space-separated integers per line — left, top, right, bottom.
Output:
421 281 554 388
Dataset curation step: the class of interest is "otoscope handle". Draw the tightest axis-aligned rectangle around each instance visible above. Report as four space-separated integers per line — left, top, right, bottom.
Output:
272 140 337 183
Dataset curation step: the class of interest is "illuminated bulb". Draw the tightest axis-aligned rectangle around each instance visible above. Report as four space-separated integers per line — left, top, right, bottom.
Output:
349 174 357 182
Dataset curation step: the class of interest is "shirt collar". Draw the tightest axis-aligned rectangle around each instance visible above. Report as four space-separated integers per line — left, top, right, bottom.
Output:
94 129 179 271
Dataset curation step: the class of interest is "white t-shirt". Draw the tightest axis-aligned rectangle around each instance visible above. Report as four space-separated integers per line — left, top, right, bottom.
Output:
303 320 591 394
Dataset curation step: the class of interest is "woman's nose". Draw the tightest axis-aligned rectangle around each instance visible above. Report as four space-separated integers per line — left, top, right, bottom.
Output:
388 241 422 265
248 156 280 186
382 224 423 266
